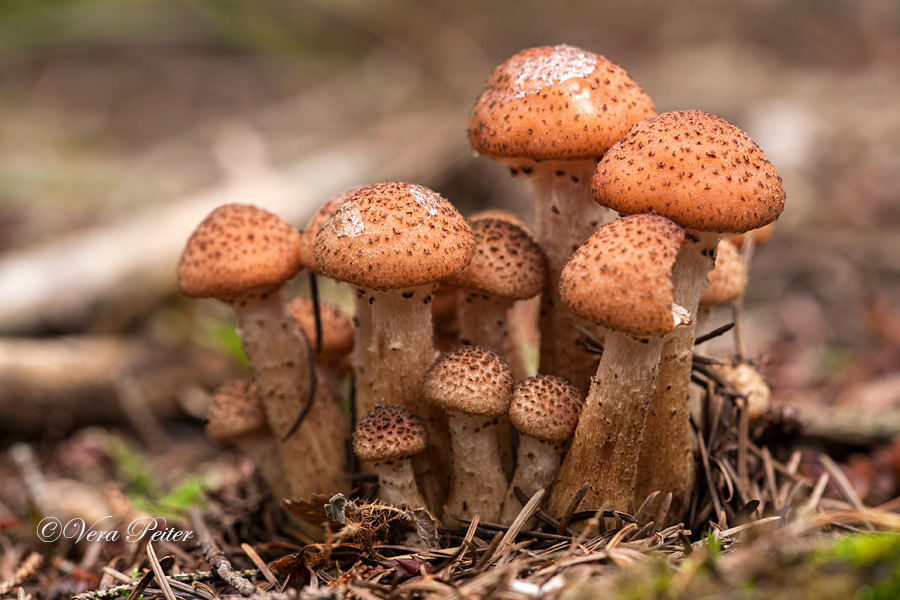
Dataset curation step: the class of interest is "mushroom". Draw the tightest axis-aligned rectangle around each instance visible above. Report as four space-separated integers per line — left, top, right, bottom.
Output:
422 345 514 523
547 214 689 515
353 403 429 509
593 110 785 517
499 375 582 525
697 239 748 325
442 216 546 379
287 296 354 371
468 44 657 393
205 379 287 499
314 182 475 510
178 203 349 498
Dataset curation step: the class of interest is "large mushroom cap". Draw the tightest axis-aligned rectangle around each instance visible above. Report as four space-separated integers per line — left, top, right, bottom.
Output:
442 217 546 300
313 182 475 290
206 379 268 443
592 110 785 233
468 44 656 163
509 375 583 442
423 345 514 417
353 403 429 462
560 214 687 338
178 204 304 300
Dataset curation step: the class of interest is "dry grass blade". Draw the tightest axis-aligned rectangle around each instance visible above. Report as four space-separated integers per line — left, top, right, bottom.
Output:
0 553 43 597
146 542 177 600
241 543 279 586
484 489 545 564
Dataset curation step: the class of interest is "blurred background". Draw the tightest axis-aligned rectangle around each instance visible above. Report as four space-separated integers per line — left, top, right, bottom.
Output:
0 0 899 462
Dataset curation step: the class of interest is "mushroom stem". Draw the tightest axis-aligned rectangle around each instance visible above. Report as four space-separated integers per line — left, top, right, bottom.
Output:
635 234 719 518
233 287 349 498
500 435 563 524
549 330 665 515
373 459 426 509
528 160 613 393
456 293 514 353
445 411 508 523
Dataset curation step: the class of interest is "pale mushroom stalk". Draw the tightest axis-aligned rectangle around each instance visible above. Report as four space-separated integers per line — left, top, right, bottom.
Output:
500 435 564 522
456 293 514 357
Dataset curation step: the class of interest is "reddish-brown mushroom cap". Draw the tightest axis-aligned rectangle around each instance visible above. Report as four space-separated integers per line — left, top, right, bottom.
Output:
592 110 785 233
442 217 546 300
559 214 687 337
205 379 267 443
700 240 748 307
298 187 362 273
423 345 514 417
314 182 475 290
468 45 656 162
509 375 582 442
353 403 429 463
729 222 775 250
287 297 354 363
178 204 304 300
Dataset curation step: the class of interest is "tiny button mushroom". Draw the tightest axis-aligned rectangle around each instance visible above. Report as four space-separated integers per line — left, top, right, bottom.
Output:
499 375 582 524
422 345 514 523
353 403 429 509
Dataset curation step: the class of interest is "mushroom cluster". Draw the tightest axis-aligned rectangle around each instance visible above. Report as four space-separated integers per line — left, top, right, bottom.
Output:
179 43 784 532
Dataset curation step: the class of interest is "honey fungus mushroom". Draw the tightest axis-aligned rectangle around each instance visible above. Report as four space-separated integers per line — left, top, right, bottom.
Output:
353 403 429 509
593 110 785 517
468 44 657 393
178 204 349 499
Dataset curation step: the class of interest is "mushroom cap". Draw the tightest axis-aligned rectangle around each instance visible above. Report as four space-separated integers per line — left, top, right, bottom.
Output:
729 222 774 250
509 375 583 442
442 217 546 300
287 297 354 364
700 240 748 307
313 182 475 290
298 187 362 273
353 403 429 462
468 44 656 162
178 204 304 300
560 214 686 337
206 379 268 443
592 110 785 233
423 345 514 417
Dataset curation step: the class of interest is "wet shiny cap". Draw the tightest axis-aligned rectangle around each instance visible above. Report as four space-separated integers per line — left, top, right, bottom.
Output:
560 214 687 337
593 110 786 233
468 44 656 162
423 345 514 417
178 204 303 300
206 379 267 443
442 217 546 300
700 240 748 307
353 403 428 462
313 182 475 290
509 375 583 442
298 187 362 274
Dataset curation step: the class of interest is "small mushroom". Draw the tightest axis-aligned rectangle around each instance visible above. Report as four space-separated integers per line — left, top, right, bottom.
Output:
422 345 514 523
468 44 657 393
697 239 748 324
499 375 582 525
353 403 429 509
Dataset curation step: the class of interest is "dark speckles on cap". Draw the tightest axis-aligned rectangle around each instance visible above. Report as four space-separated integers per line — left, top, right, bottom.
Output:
442 217 546 299
468 45 656 162
313 182 475 290
353 403 429 462
509 375 583 442
423 345 514 417
560 214 686 337
177 204 304 300
592 110 786 233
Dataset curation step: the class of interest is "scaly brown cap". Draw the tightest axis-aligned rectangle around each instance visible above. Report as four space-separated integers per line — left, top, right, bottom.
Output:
423 345 514 417
206 379 268 443
592 110 785 233
468 44 656 162
313 182 475 290
442 217 546 300
298 187 362 273
287 297 354 364
353 403 428 462
560 214 687 337
509 375 582 442
700 240 748 307
178 204 303 300
729 222 774 250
